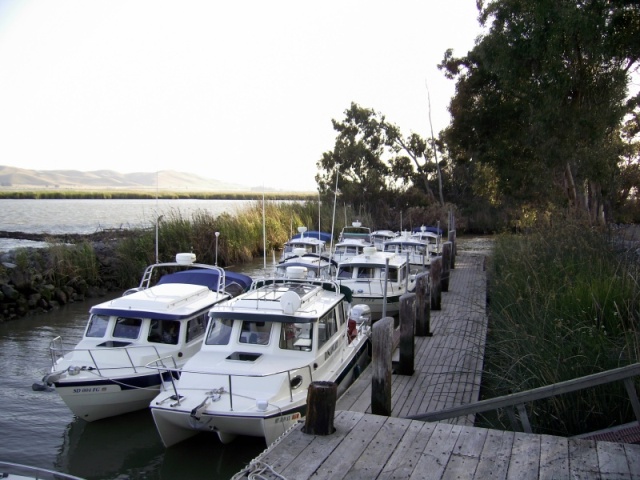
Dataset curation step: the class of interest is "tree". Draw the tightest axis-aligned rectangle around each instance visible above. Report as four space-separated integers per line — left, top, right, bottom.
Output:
316 103 446 216
441 0 640 224
315 103 391 214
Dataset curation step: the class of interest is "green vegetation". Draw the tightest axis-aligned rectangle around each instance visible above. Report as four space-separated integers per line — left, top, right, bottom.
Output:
481 221 640 436
314 2 639 231
110 200 385 288
0 190 316 201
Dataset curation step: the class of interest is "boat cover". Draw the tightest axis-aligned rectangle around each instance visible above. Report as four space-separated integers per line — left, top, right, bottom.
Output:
157 269 253 293
291 231 333 243
411 226 443 235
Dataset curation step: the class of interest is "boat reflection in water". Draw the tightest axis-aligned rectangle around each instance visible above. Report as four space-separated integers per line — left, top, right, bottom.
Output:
56 410 266 479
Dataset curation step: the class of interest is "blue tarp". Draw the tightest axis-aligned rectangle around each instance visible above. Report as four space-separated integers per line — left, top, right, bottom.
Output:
291 231 333 243
411 226 443 235
157 269 253 292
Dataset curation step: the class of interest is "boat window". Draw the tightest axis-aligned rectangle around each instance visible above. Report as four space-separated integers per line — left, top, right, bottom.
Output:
239 321 272 345
386 268 398 282
337 266 353 279
86 314 109 338
205 318 233 345
280 323 313 351
318 309 338 349
113 317 142 339
186 313 207 343
357 267 374 279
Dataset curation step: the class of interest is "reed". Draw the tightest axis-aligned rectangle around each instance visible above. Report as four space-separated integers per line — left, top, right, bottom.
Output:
0 190 316 201
481 222 640 436
110 200 370 287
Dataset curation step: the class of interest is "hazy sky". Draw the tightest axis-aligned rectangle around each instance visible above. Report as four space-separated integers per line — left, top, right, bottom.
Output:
0 1 481 191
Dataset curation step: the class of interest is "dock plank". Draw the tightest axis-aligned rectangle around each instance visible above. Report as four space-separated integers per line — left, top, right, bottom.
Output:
235 253 640 480
539 434 569 480
378 421 438 480
475 430 515 480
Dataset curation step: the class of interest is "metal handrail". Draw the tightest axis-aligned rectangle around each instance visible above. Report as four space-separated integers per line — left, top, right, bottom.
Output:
405 362 640 433
0 461 86 480
49 337 165 377
147 357 315 410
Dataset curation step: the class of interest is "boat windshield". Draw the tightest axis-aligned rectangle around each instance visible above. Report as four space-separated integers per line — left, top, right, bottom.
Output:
113 317 142 339
239 321 272 345
205 318 234 345
86 314 109 338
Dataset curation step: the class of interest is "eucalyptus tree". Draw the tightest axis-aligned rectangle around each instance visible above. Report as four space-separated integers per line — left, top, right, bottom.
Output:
316 102 445 218
315 103 391 215
440 0 639 224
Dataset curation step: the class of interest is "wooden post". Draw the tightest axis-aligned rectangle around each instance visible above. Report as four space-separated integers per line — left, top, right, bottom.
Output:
371 316 393 416
302 381 337 436
398 293 415 376
430 256 442 310
441 242 451 292
415 272 431 336
448 229 456 269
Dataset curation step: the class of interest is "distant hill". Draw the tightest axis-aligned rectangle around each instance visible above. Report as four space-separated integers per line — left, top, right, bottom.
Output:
0 166 256 192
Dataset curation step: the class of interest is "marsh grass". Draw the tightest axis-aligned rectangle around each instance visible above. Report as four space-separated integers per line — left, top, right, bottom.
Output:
45 240 99 288
111 200 371 287
481 222 640 436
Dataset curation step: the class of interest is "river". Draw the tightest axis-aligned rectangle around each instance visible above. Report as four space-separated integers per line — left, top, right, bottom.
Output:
0 199 278 479
0 199 493 479
0 257 275 480
0 198 257 252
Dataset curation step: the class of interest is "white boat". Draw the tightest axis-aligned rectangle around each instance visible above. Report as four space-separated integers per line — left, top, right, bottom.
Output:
371 229 398 250
280 227 331 262
332 221 374 262
338 220 372 243
336 246 416 320
411 225 443 256
382 233 432 274
37 253 253 422
149 267 372 447
275 248 337 280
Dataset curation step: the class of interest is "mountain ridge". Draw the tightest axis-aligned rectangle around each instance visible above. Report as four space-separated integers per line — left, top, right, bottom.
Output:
0 165 261 192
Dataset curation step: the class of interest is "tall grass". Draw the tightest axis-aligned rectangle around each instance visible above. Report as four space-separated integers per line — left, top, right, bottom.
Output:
111 200 372 287
482 222 640 436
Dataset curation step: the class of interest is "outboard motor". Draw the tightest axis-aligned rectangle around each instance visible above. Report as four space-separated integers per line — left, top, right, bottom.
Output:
347 304 371 343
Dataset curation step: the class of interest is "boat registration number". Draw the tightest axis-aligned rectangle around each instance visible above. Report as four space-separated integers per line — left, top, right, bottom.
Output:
274 412 301 424
72 386 118 394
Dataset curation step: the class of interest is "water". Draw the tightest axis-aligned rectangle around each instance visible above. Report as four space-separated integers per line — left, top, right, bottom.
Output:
0 198 254 251
0 258 272 480
0 199 493 479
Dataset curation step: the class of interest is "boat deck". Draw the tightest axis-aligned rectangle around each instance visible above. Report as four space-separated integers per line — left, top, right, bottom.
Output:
235 252 640 479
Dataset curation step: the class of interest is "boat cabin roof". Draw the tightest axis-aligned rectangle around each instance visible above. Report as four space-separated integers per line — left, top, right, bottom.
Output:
210 280 345 324
338 249 407 269
90 283 226 321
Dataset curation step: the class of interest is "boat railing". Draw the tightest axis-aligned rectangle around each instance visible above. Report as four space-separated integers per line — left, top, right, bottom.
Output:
147 358 315 411
49 337 169 376
137 261 227 295
0 461 86 480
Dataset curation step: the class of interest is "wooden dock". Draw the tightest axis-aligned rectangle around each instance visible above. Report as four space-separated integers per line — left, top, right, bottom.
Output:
337 253 487 420
234 252 640 479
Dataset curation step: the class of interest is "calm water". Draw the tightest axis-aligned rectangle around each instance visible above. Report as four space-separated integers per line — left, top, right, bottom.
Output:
0 258 273 480
0 199 493 479
0 198 254 252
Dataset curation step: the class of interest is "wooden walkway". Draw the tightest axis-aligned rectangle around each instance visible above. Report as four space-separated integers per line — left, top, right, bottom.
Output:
234 252 640 479
337 253 488 420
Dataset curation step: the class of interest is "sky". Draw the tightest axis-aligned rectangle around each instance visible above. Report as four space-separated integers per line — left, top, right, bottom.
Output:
0 1 482 191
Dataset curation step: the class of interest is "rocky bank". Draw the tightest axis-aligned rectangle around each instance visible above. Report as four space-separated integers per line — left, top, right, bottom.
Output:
0 230 134 322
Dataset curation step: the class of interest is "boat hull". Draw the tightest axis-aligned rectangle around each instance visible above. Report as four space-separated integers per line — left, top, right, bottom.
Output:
54 372 168 421
151 339 370 447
